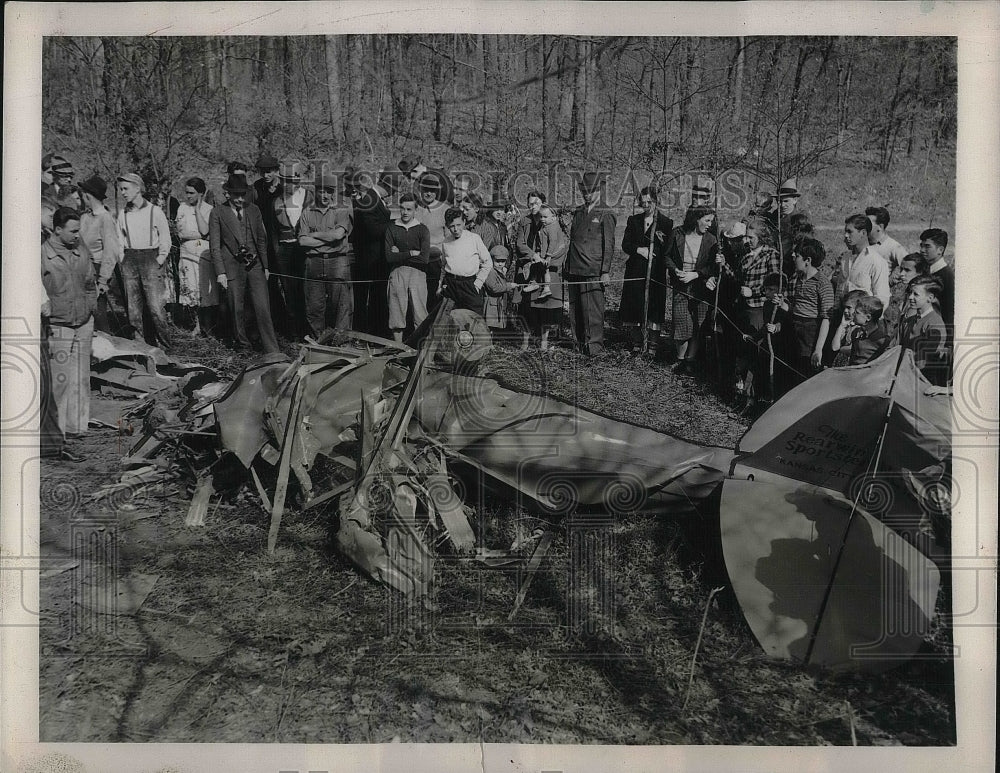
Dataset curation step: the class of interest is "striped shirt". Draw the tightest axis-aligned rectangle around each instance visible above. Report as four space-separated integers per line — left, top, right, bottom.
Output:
789 272 834 320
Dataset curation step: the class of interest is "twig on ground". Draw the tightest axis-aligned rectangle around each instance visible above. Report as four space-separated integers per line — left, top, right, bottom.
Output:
681 585 725 711
845 700 857 746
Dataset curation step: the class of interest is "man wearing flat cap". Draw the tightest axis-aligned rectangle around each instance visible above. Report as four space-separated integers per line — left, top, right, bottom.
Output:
116 171 175 349
299 170 354 337
272 160 313 338
566 171 616 356
209 173 279 353
42 153 75 199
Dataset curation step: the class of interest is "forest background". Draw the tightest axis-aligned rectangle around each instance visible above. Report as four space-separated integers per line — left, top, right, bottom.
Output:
42 34 956 238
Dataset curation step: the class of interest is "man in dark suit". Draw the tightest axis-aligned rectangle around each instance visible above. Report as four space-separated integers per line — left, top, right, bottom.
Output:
209 174 280 353
621 186 674 355
566 171 617 357
351 169 400 337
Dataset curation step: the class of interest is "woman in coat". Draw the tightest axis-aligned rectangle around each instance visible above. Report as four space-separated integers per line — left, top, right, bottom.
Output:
620 186 673 355
666 206 718 375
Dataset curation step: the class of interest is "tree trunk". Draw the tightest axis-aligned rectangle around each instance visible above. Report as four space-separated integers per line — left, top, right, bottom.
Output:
733 37 745 124
484 34 497 135
281 37 294 116
253 37 266 83
388 37 406 136
347 35 364 144
205 36 217 90
324 35 344 144
583 40 596 158
573 38 587 144
101 37 117 119
541 36 551 158
475 34 486 136
558 40 574 140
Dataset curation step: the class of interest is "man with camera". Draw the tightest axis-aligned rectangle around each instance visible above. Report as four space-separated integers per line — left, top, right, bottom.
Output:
209 173 280 353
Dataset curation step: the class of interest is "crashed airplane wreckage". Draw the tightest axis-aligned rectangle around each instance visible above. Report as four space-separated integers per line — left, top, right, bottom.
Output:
94 305 952 671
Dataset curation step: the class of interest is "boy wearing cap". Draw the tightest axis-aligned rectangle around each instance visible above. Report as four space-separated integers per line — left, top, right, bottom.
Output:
116 171 175 348
384 193 430 342
299 173 355 337
566 171 616 356
78 175 122 333
209 174 279 353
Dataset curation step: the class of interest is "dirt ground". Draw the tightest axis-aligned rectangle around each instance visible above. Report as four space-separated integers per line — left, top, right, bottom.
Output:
37 322 956 746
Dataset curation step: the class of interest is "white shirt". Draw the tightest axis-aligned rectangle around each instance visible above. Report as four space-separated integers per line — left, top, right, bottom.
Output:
175 201 213 242
841 245 890 306
284 187 307 229
872 234 908 271
929 257 948 274
442 230 492 286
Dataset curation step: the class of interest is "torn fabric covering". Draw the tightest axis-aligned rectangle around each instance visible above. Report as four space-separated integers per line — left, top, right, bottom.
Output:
720 477 939 671
735 347 951 490
91 331 170 371
91 331 220 395
731 347 952 550
212 355 291 466
411 370 735 512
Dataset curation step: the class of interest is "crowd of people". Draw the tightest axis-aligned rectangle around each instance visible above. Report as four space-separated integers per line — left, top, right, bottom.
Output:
38 151 955 461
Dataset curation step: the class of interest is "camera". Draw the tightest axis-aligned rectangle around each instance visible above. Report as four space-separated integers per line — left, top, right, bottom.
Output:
236 245 257 270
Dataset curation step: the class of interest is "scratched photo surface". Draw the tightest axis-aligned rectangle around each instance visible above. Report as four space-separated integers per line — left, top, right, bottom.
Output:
4 3 998 773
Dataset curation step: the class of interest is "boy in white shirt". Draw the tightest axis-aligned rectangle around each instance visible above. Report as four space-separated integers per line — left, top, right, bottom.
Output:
439 207 492 312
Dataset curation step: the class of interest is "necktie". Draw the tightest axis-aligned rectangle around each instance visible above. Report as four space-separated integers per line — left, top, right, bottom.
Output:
236 208 243 222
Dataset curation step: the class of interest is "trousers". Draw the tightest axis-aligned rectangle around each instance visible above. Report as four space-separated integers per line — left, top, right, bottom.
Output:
39 320 64 456
121 248 173 348
274 241 306 336
224 256 280 353
48 317 93 436
564 274 605 353
304 255 353 336
388 266 429 330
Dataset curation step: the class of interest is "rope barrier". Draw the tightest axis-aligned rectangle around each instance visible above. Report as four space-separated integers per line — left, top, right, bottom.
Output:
262 268 812 380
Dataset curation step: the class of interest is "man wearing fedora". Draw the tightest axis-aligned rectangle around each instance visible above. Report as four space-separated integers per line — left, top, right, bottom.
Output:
209 173 279 354
777 178 806 269
116 171 175 349
352 169 400 337
78 175 123 334
299 170 354 337
398 154 454 206
566 171 616 356
272 160 313 339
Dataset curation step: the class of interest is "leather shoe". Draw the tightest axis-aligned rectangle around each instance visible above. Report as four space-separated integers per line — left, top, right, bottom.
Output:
59 448 84 462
